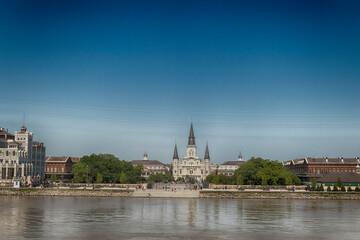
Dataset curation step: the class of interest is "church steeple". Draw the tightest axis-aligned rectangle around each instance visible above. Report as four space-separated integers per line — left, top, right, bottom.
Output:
204 143 210 160
188 123 195 145
173 144 179 160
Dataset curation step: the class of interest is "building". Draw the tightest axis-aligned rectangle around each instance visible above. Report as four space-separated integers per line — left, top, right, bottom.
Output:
317 167 360 187
172 123 211 181
45 156 76 182
0 125 46 186
283 157 360 184
131 153 170 178
217 153 245 176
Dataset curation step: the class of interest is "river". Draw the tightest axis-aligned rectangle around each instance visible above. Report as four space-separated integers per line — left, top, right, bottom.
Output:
0 196 359 239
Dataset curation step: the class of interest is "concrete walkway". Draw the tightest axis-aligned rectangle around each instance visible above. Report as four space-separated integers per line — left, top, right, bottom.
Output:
132 189 199 198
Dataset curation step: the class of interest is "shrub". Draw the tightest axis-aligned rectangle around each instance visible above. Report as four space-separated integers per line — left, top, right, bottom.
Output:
333 186 338 191
327 186 331 192
341 186 346 192
355 186 360 192
347 186 352 192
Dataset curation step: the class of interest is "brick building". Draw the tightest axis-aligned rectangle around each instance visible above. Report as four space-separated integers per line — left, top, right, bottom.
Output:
45 156 76 182
283 157 360 184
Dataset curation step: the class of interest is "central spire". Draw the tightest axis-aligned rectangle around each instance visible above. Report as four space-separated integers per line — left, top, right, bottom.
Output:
173 144 179 159
204 143 210 160
188 122 195 145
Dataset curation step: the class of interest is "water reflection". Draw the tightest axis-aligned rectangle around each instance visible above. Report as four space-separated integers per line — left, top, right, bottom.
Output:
0 197 359 240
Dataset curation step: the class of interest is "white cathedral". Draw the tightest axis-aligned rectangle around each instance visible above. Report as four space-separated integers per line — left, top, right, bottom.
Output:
172 123 211 181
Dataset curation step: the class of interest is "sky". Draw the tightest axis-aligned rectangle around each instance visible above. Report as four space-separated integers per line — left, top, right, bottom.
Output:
1 0 360 163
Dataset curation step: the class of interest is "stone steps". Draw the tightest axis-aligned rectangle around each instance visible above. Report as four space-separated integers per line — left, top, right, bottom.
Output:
132 189 199 198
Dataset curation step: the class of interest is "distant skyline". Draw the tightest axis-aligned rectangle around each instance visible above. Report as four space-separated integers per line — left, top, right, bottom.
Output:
1 0 360 163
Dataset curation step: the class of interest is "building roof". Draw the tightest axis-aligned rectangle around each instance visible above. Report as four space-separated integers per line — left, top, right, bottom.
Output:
318 173 360 183
284 157 360 166
220 161 245 166
0 131 15 140
131 160 165 166
46 156 72 163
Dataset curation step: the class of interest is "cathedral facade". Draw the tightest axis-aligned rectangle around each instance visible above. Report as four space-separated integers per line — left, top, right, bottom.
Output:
172 123 211 181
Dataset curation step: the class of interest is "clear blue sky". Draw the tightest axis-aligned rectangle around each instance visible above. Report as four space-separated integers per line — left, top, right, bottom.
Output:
1 0 360 163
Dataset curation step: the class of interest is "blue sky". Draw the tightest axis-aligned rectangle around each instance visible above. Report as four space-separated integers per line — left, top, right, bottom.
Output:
1 0 360 163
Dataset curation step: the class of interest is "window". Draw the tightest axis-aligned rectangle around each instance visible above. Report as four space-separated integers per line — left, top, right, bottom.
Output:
309 168 312 173
341 168 343 172
325 168 328 173
337 168 339 172
6 151 9 156
62 167 64 172
51 167 53 172
321 169 323 174
345 169 347 172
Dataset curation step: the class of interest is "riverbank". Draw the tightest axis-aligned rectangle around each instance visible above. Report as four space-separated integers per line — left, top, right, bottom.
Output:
200 190 360 200
1 188 360 200
0 188 133 197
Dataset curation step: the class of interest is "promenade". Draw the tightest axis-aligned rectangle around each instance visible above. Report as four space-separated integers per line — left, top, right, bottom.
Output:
132 189 199 198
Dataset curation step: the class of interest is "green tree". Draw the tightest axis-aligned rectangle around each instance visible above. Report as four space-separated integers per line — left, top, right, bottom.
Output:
72 154 142 184
311 178 317 191
214 175 220 185
148 173 174 182
233 157 302 186
337 177 343 188
333 186 338 191
50 172 56 183
327 186 331 192
205 174 216 183
96 172 103 183
237 175 244 185
347 186 352 192
355 186 360 192
120 172 127 184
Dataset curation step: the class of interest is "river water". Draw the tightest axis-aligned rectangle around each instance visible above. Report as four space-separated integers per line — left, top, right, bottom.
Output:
0 196 359 240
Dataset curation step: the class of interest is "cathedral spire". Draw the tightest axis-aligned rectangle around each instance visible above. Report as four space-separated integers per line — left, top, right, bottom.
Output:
188 122 195 145
204 143 210 160
173 144 179 159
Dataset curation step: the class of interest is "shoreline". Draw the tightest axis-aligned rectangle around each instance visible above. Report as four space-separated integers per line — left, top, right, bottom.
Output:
1 188 360 200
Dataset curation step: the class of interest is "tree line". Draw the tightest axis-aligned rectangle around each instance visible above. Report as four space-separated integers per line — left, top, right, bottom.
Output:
71 154 144 184
206 157 301 186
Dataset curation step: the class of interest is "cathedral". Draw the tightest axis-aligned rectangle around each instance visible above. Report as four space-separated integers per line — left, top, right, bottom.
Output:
172 123 211 181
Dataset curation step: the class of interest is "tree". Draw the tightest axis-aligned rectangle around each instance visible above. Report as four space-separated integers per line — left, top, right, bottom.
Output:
120 172 127 184
72 154 142 183
233 157 302 186
347 186 352 192
50 172 56 183
96 172 103 183
333 186 338 191
148 173 174 182
327 186 331 192
337 177 343 188
214 175 220 185
341 186 346 192
311 178 317 191
205 174 216 183
237 175 244 185
355 186 360 192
